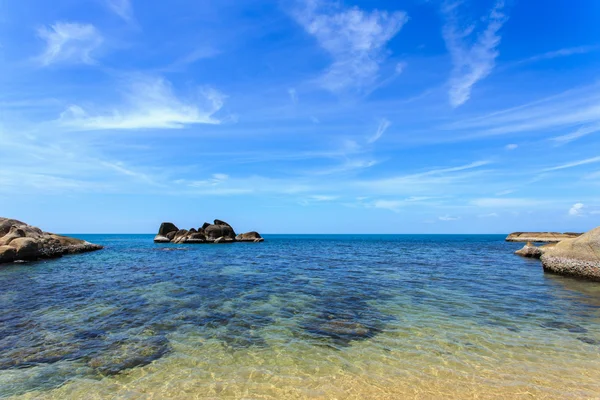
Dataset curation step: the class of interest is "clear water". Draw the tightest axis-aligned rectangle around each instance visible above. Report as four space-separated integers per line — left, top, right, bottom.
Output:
1 234 599 399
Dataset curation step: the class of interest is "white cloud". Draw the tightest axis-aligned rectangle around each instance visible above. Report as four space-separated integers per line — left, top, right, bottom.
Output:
439 215 460 221
442 0 507 107
368 118 391 144
518 45 600 65
309 195 338 201
568 202 585 216
542 156 600 172
505 143 518 150
105 0 134 22
37 22 103 66
293 0 408 93
59 76 225 130
551 124 600 144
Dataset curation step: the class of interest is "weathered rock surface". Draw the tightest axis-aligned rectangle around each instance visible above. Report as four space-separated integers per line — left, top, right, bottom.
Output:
0 217 103 264
515 242 557 259
153 220 263 244
506 232 582 243
541 227 600 281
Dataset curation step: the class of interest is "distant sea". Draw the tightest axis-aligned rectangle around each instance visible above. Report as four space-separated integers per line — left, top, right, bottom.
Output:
1 234 599 399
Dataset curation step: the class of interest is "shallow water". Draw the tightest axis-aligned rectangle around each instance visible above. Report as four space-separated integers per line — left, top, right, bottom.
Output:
1 234 599 399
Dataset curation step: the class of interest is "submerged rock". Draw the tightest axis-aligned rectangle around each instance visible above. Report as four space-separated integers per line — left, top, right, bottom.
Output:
87 336 170 376
541 226 600 281
0 217 103 264
153 219 263 244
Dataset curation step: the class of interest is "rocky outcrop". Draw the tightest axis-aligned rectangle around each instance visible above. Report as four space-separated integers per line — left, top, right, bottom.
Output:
515 242 557 259
153 220 263 244
235 231 264 242
0 217 103 264
541 227 600 281
506 232 582 243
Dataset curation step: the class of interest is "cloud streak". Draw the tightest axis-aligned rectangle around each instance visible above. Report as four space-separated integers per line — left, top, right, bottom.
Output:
442 0 507 107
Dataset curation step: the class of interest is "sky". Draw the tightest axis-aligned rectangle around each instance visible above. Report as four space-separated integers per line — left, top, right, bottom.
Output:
0 0 599 234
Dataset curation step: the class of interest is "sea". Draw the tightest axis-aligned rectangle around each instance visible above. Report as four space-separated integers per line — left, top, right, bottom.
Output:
1 234 599 399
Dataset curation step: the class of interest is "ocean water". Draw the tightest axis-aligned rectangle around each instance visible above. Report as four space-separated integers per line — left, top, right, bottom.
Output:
1 234 599 399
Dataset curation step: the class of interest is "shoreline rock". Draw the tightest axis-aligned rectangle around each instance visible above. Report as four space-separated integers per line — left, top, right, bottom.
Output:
506 232 582 243
515 242 557 259
153 220 263 244
0 218 103 264
541 227 600 281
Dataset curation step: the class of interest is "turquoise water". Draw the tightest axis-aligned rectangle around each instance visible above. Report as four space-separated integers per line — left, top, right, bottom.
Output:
1 234 600 399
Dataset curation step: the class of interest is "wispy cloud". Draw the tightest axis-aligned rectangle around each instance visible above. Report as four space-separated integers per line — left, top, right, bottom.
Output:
568 202 585 216
442 0 507 107
518 45 600 64
367 118 390 144
105 0 134 22
505 143 518 150
542 156 600 172
445 84 600 138
293 0 408 93
551 124 600 145
58 76 225 130
37 22 103 66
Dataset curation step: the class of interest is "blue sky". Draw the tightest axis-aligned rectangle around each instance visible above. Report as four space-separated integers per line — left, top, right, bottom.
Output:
1 0 599 234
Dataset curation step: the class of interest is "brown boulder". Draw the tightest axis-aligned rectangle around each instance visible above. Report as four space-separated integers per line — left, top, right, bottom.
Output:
11 238 39 261
0 217 103 264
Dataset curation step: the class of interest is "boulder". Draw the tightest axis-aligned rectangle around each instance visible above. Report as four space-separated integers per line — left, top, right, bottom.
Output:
153 235 170 243
515 242 543 258
204 224 236 240
11 238 39 261
506 232 581 243
0 246 16 263
158 222 178 237
541 227 600 281
0 217 103 264
236 231 264 242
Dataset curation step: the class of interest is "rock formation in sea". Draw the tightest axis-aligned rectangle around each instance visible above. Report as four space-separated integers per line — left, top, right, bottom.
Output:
0 217 103 264
514 242 557 259
153 220 264 244
506 232 582 243
540 226 600 281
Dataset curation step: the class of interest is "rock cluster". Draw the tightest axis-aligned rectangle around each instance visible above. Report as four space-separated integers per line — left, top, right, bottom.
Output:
541 226 600 281
0 217 103 264
153 220 263 244
506 232 581 243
